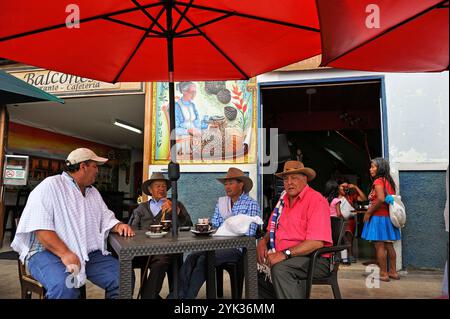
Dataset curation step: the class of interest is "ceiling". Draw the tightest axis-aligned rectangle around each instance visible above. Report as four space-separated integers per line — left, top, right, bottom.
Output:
262 80 381 113
7 94 145 149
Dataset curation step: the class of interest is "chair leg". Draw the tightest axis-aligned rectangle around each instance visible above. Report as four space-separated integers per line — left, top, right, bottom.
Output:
229 268 239 299
237 272 244 299
331 279 342 299
80 285 87 299
21 287 30 299
216 268 224 298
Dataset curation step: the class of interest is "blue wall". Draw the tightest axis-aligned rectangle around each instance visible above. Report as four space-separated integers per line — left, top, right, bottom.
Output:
169 172 251 223
400 171 448 269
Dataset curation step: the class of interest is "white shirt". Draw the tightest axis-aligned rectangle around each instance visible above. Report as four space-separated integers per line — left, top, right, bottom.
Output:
11 172 120 286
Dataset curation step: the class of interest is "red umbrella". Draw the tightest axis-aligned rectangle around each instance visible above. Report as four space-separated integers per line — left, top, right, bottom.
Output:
317 0 449 72
0 0 321 82
0 0 323 250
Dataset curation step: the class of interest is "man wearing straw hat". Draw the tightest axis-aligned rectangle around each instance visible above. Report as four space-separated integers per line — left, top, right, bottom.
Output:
257 161 332 299
130 172 192 299
170 167 260 299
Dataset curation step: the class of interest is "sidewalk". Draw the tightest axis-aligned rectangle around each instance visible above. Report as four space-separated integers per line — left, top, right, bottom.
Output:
0 255 444 299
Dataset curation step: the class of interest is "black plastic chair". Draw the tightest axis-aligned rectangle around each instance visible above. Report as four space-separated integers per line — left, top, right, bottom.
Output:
216 256 245 299
305 217 350 299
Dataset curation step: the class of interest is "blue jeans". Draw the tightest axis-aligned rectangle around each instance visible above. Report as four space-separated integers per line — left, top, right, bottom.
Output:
169 248 241 299
28 250 119 299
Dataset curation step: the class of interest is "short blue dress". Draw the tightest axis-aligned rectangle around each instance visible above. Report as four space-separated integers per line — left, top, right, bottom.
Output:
361 178 401 241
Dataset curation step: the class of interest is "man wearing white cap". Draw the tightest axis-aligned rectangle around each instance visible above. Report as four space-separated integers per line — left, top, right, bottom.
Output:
11 148 134 299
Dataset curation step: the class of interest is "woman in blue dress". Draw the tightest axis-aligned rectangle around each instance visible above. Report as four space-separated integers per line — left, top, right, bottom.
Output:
362 157 401 281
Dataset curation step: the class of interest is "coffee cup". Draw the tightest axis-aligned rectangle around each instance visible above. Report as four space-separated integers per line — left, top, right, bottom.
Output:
161 220 172 231
195 223 210 233
198 218 210 225
149 224 163 233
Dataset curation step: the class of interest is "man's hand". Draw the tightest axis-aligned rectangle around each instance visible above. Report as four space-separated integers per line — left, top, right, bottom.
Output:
266 251 286 267
61 251 81 273
257 239 268 265
161 199 181 215
113 223 135 237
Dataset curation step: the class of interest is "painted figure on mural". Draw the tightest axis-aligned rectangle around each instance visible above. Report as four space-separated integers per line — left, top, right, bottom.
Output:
174 82 207 137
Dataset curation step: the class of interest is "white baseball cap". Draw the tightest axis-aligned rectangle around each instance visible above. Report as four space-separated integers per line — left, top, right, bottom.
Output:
66 148 108 165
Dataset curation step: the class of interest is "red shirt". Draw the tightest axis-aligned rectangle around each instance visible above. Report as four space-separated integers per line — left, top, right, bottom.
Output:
369 178 395 217
267 185 333 252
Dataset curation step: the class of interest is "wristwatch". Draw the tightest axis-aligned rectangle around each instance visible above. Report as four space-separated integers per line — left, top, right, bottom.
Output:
283 249 292 259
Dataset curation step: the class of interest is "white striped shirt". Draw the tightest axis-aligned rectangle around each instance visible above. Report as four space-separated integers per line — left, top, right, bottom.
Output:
11 172 120 286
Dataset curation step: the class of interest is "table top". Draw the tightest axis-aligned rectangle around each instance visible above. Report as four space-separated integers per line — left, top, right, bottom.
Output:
109 230 255 259
351 209 368 214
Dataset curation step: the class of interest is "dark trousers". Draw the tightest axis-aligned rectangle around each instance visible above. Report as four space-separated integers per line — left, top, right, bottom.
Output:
171 248 242 299
258 256 330 299
133 254 174 299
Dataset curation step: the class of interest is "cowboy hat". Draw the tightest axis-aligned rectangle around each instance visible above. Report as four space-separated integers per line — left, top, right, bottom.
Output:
275 160 316 182
142 172 171 196
217 167 253 194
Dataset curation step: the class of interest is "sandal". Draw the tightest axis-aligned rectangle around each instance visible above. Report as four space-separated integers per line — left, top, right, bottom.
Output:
389 274 400 280
379 276 390 282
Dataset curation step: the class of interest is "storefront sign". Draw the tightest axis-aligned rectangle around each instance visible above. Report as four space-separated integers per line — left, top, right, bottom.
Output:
3 155 29 186
9 69 144 97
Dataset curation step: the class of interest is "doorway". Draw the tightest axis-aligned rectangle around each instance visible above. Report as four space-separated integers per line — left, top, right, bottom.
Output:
260 77 386 260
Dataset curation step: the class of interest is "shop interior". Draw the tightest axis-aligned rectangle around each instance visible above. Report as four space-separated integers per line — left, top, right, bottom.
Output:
2 93 145 241
261 79 383 259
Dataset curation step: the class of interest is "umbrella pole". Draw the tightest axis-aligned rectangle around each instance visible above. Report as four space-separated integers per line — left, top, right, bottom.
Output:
166 0 180 299
168 81 179 239
166 0 179 240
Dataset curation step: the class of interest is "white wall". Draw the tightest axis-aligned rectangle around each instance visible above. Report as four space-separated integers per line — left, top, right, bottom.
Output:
385 72 449 170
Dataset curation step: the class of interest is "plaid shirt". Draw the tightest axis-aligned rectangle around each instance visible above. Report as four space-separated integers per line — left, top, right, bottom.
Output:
211 193 261 237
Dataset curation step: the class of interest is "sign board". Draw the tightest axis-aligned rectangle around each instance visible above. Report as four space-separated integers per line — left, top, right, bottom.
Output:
3 155 29 186
8 69 144 98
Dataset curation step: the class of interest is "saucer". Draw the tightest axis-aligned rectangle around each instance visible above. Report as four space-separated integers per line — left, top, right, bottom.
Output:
190 229 215 236
145 231 168 239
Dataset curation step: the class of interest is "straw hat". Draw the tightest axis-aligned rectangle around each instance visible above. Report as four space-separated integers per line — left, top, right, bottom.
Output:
142 172 171 196
217 167 253 194
275 160 316 181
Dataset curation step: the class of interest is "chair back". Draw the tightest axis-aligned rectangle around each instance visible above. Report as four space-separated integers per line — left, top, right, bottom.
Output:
330 217 346 247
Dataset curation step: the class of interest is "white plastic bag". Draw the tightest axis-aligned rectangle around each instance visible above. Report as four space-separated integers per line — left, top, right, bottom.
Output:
389 195 406 228
213 215 263 237
339 197 354 220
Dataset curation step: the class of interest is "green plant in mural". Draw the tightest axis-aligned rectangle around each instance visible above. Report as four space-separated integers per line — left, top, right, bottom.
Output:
231 84 250 131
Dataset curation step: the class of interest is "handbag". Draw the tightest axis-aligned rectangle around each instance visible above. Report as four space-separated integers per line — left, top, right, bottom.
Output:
387 195 407 228
382 178 407 228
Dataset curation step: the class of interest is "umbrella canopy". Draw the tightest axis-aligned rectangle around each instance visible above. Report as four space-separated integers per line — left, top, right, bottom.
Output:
0 0 321 83
0 70 64 104
0 1 321 248
318 0 449 72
